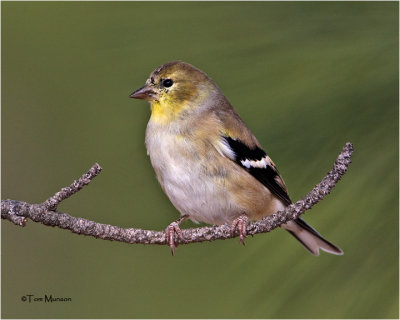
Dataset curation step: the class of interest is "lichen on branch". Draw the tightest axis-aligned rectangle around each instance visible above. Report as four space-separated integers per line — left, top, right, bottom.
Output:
1 142 354 248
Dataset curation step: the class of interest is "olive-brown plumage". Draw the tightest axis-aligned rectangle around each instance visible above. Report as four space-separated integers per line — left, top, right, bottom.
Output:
130 61 343 256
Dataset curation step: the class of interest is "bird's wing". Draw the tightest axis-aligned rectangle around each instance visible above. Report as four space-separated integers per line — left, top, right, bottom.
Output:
216 135 292 206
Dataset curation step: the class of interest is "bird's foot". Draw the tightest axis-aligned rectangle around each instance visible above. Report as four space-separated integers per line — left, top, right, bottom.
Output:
165 215 189 255
231 215 248 246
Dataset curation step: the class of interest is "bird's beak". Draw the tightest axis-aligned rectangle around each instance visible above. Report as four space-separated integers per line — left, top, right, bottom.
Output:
129 84 157 101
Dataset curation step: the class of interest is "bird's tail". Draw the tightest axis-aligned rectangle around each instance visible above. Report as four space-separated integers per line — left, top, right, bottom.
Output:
282 218 343 256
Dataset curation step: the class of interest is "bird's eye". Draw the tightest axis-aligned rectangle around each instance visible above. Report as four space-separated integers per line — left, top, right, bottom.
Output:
162 79 174 87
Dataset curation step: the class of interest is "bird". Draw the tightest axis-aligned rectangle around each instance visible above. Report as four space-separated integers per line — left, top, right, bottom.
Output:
130 60 343 256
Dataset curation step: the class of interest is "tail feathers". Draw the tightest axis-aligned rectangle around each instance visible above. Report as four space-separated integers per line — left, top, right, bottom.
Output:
282 218 343 256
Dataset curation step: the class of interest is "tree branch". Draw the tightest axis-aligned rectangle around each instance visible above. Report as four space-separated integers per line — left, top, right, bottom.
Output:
1 142 354 247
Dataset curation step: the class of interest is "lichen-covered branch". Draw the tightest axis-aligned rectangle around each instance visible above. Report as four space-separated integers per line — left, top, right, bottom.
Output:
1 142 354 247
44 163 102 210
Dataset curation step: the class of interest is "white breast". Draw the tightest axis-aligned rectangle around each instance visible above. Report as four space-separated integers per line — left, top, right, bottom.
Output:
145 121 240 225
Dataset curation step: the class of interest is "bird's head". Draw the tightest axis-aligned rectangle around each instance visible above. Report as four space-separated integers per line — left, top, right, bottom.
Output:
130 61 218 123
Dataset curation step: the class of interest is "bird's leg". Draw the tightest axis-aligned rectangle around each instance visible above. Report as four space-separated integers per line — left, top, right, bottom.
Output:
165 214 189 255
231 214 248 246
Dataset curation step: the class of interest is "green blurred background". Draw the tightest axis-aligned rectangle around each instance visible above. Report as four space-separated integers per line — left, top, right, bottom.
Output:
2 2 398 319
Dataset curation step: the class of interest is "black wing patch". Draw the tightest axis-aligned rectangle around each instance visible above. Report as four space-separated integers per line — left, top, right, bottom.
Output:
224 137 292 206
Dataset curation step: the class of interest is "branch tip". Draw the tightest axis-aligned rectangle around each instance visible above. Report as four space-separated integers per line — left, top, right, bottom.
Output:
44 163 103 210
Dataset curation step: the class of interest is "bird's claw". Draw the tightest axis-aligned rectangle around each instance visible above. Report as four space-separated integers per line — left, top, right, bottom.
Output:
165 221 185 255
231 215 248 246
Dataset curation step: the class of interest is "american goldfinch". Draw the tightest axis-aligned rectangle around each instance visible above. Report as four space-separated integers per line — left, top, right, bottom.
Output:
130 61 343 256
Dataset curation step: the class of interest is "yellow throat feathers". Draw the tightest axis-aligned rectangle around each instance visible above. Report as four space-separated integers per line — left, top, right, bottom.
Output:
150 81 211 124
